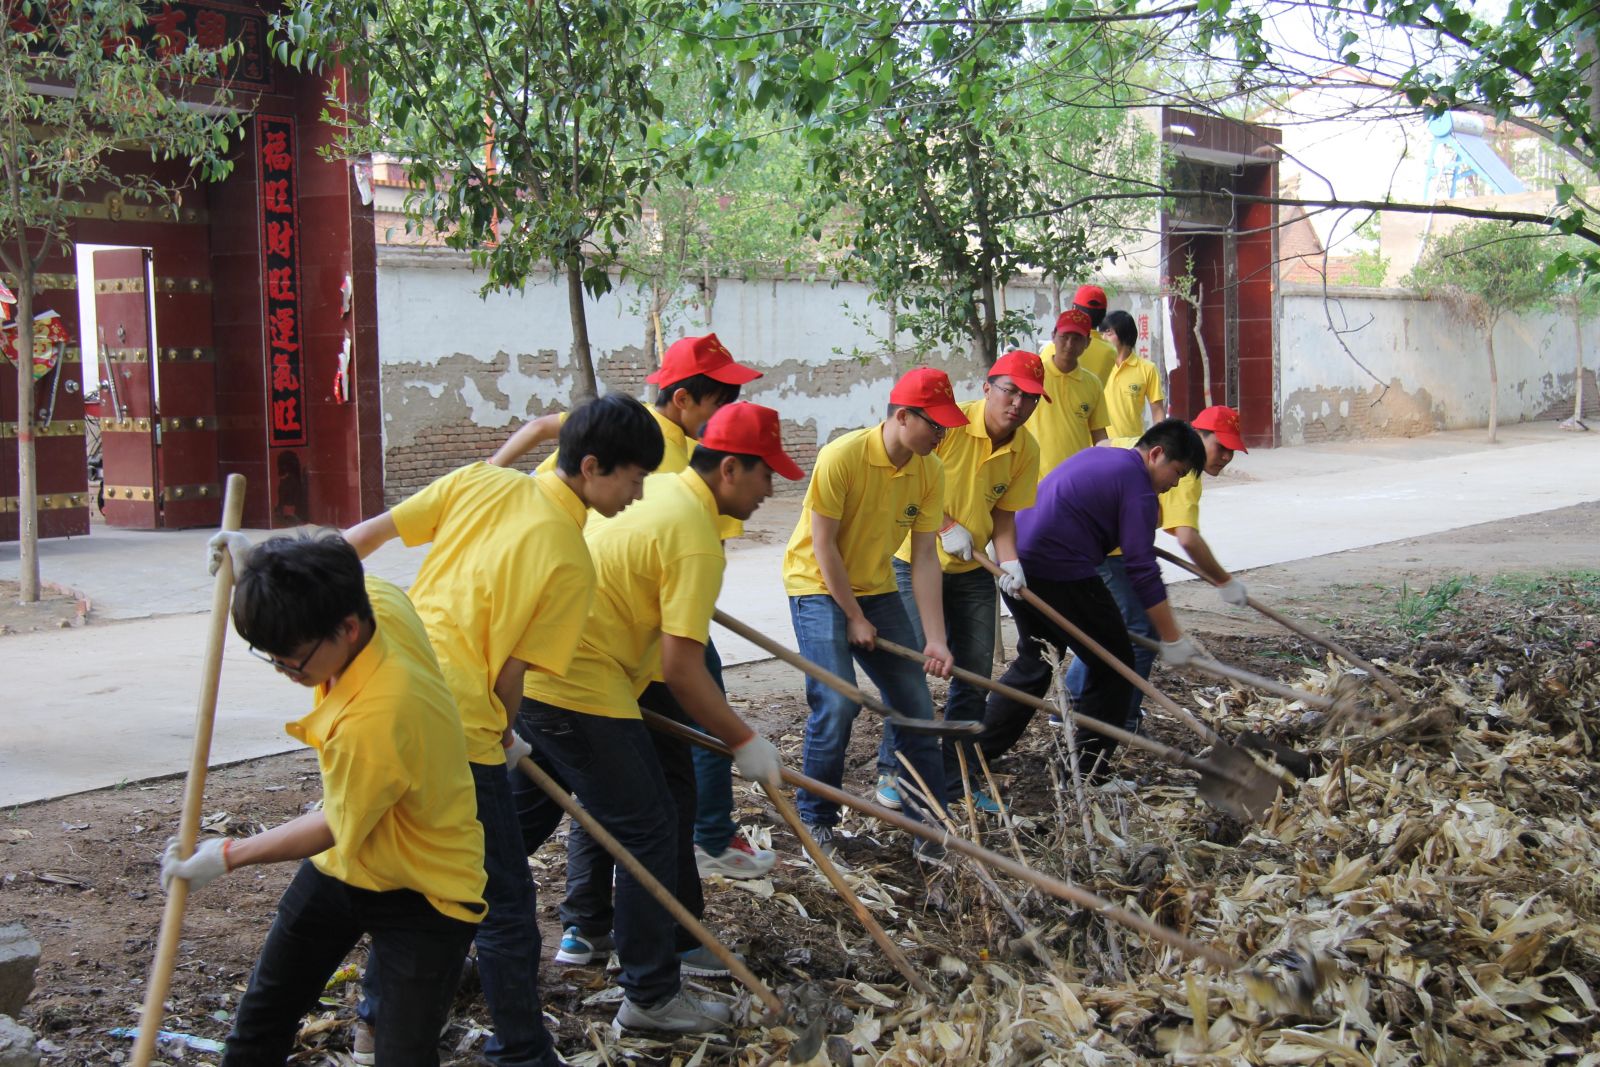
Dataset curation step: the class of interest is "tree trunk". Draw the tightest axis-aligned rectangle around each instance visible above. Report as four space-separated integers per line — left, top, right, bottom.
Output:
1192 284 1213 408
564 252 599 402
1570 298 1588 429
15 277 39 602
1051 278 1061 318
1485 315 1499 443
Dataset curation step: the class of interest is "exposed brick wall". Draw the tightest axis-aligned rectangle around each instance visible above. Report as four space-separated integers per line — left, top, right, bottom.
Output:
384 419 555 505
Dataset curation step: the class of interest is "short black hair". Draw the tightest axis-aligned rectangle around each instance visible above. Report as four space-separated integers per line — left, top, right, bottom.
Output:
656 374 741 410
1138 418 1206 473
1074 302 1107 329
233 532 372 656
1103 310 1138 349
688 445 762 475
557 394 665 476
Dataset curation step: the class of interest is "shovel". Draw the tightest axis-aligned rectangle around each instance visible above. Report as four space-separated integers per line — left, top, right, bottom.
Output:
1154 546 1411 710
713 609 980 738
872 637 1279 822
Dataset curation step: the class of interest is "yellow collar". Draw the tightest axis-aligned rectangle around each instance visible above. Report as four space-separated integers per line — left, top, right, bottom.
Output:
866 423 894 468
534 470 589 530
649 405 689 456
676 468 719 521
291 623 388 744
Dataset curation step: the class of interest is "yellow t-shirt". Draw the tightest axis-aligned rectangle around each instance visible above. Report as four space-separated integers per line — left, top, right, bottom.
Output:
288 578 488 924
783 424 944 597
534 405 740 539
392 464 595 764
1102 354 1165 438
1041 335 1116 392
1029 358 1109 478
894 397 1038 574
527 470 725 718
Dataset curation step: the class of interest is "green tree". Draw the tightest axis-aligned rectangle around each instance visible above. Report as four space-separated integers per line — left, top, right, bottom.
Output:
1405 221 1549 443
1 0 241 603
277 0 685 400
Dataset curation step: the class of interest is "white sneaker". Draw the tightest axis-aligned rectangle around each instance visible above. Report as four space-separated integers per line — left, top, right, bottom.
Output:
614 989 732 1033
695 837 777 879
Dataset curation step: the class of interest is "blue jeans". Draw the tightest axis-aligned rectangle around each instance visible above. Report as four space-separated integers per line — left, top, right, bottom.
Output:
362 761 559 1067
1064 556 1154 732
512 699 681 1006
690 639 739 853
789 593 946 828
227 862 476 1067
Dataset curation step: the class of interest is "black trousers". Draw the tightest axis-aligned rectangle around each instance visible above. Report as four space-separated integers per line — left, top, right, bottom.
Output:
977 574 1136 775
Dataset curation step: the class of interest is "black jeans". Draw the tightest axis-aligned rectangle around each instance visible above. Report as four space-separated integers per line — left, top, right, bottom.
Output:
362 762 559 1067
977 574 1134 776
512 697 681 1006
223 862 476 1067
559 682 702 954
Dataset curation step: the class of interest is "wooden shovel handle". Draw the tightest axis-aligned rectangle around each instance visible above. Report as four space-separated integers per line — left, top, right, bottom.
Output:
514 756 786 1020
1152 547 1411 706
713 609 900 722
133 474 246 1067
1123 631 1337 710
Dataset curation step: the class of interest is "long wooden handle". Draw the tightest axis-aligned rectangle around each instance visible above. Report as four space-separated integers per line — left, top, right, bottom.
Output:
515 757 785 1020
133 474 246 1067
871 636 1250 787
1152 547 1410 706
971 550 1224 749
762 777 934 995
1123 630 1337 710
643 711 1240 972
713 609 900 721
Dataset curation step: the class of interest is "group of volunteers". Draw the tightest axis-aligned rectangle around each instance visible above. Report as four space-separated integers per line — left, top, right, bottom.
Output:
156 284 1253 1067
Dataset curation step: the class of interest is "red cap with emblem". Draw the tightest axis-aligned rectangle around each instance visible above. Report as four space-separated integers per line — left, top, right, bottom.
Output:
987 350 1052 403
1072 284 1107 311
696 402 805 480
889 367 968 428
1053 308 1092 338
647 333 763 386
1190 405 1247 453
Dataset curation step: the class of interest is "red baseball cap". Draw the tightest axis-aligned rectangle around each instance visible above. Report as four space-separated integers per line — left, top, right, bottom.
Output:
697 402 805 480
1053 308 1092 338
646 333 763 386
889 367 968 428
987 350 1052 403
1190 405 1247 453
1072 284 1107 311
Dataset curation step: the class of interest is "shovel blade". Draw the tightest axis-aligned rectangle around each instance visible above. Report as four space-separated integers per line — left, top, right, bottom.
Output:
888 714 982 737
1196 743 1282 822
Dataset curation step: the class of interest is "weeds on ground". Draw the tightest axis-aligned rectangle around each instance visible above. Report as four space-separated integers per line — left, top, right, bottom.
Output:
1384 570 1600 645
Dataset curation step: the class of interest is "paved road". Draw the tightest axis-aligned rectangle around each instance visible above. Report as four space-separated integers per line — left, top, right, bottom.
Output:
3 422 1597 806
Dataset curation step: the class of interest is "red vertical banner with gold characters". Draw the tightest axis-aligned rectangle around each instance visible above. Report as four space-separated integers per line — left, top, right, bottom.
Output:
256 114 306 448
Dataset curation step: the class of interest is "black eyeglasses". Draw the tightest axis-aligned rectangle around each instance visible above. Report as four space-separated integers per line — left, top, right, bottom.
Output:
909 408 947 438
248 634 326 678
991 381 1040 406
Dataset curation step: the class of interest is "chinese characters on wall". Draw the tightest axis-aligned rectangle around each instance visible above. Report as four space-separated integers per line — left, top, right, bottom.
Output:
257 114 306 448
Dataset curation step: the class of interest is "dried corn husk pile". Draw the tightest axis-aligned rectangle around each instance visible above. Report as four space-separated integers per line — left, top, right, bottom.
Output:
596 626 1600 1065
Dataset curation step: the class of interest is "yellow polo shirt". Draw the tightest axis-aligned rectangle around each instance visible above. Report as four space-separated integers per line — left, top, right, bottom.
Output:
1042 335 1116 390
894 398 1038 574
1108 435 1202 533
1030 359 1109 477
783 424 944 597
289 578 487 924
535 405 741 539
392 463 595 765
527 470 726 718
1102 354 1165 438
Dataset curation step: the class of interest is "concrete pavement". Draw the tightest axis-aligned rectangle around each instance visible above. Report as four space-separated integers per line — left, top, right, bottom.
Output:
3 421 1597 806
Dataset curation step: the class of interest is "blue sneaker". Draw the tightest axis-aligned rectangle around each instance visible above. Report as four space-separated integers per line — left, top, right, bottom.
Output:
966 788 1002 815
555 926 613 965
874 774 903 810
678 944 742 977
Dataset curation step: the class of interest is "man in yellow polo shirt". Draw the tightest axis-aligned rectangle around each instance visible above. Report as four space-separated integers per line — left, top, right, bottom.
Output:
1030 309 1110 477
883 350 1043 814
490 335 775 883
1067 406 1248 734
513 403 801 1034
782 367 964 865
1101 310 1168 438
166 534 486 1067
338 394 663 1067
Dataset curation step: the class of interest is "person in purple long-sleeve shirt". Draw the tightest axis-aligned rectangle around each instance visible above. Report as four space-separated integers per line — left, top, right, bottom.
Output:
972 419 1207 777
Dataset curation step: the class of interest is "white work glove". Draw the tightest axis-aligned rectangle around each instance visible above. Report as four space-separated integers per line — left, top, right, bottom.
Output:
998 559 1027 597
504 731 532 768
938 522 975 561
207 531 252 577
1159 635 1204 666
1217 578 1249 607
160 837 231 894
731 732 783 785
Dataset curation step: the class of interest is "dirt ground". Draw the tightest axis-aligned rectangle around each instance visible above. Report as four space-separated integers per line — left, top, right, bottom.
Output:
0 581 84 636
3 502 1597 1064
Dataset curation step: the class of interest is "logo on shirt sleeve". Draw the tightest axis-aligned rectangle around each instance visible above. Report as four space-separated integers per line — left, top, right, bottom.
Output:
989 481 1008 501
898 503 920 527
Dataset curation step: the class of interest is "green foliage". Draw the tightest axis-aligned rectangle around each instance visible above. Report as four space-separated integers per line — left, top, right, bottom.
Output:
0 0 243 279
1392 576 1466 635
1346 214 1390 288
1403 221 1548 330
